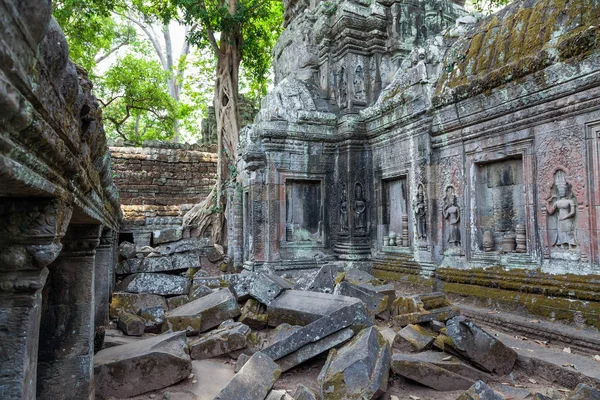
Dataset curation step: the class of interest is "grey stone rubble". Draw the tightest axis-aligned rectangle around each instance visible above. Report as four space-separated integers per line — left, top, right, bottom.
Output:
117 272 191 296
189 320 251 360
215 352 281 400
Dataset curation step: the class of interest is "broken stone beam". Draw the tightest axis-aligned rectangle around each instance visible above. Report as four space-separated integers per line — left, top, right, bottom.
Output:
262 303 367 361
116 273 191 296
391 351 491 391
267 290 372 328
456 380 504 400
94 331 191 399
109 292 167 320
294 384 320 400
116 251 201 274
393 323 437 352
189 320 251 360
117 312 145 336
392 292 459 327
215 352 281 400
224 272 292 305
318 326 390 400
436 316 517 375
333 281 388 316
163 288 241 335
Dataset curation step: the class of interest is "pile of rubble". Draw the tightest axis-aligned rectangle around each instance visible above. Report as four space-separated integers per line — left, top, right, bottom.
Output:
98 263 600 400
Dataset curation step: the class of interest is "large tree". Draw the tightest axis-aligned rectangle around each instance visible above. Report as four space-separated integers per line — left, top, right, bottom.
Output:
171 0 283 245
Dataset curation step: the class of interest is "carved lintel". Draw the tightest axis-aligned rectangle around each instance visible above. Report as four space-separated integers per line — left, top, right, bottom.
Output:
0 268 49 293
59 225 102 257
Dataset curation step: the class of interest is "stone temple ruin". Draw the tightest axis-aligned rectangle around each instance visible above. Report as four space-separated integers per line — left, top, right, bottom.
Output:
2 0 600 399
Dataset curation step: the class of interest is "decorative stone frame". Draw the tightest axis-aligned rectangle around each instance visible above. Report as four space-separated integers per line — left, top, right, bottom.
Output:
278 172 327 249
465 141 538 266
376 167 412 253
585 121 600 268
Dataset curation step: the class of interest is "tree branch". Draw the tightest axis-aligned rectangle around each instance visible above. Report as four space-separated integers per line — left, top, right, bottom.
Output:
122 13 168 70
95 40 129 64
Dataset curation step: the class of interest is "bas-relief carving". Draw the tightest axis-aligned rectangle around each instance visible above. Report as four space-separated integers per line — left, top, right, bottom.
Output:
546 169 577 250
353 65 366 102
339 183 349 234
353 182 367 236
443 185 461 247
414 183 427 246
338 67 348 109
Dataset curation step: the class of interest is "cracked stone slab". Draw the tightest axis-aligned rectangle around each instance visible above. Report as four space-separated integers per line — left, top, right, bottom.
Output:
215 352 281 400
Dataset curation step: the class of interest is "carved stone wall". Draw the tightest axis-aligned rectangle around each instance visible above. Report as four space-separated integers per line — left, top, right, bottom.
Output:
235 0 600 327
0 1 120 397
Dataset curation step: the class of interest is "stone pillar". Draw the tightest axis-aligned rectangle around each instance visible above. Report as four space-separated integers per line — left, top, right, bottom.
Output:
94 228 115 343
0 199 72 400
37 224 101 400
229 184 244 271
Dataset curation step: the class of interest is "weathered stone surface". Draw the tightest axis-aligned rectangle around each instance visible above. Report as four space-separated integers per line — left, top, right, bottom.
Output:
215 352 281 400
189 320 251 360
267 290 371 328
119 241 136 259
138 305 166 333
153 227 183 244
117 312 145 336
117 273 191 296
267 389 294 400
358 283 396 311
239 298 269 330
116 251 201 274
225 272 293 305
294 384 320 400
193 275 227 288
299 264 343 293
456 380 504 400
436 317 517 375
318 326 390 400
264 303 369 361
163 289 241 335
190 284 214 300
235 353 251 372
109 292 167 320
391 351 490 391
393 293 460 327
167 294 190 310
568 383 600 400
394 324 437 352
94 331 192 399
341 269 380 285
333 281 388 316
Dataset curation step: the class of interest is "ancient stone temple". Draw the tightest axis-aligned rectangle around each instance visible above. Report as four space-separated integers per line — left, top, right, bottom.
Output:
233 0 600 327
0 1 120 398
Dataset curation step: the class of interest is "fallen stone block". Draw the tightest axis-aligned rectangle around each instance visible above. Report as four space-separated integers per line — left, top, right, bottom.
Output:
391 351 490 391
456 380 504 400
294 384 320 400
394 324 437 352
342 269 381 285
117 273 191 296
299 264 343 293
116 251 201 275
267 389 294 400
496 384 534 400
155 237 211 256
153 227 183 245
424 320 446 333
263 303 368 361
436 316 517 375
94 331 191 399
568 383 600 400
109 292 167 320
392 292 459 327
358 282 396 311
215 352 281 400
267 290 372 328
137 305 165 333
189 284 213 299
118 241 136 259
318 326 390 400
333 281 388 316
189 320 251 360
117 312 145 336
225 272 292 305
163 288 241 335
167 294 190 310
235 353 251 372
239 298 269 330
193 275 227 289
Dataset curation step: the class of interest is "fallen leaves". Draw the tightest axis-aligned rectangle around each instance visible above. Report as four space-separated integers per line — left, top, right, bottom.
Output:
409 396 420 400
442 356 452 361
515 335 529 341
529 378 538 384
529 320 541 323
562 363 578 370
563 347 571 354
534 339 549 346
594 355 600 362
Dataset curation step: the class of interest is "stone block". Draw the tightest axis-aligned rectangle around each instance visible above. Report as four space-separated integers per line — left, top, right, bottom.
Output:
436 317 517 375
215 352 281 400
189 320 251 360
358 283 396 311
456 380 504 400
239 299 269 330
189 284 214 300
116 251 201 274
117 273 191 296
263 303 368 361
318 326 390 400
167 294 190 310
193 275 227 288
109 292 167 320
299 264 343 294
138 305 166 333
333 281 388 316
153 227 183 244
267 389 293 400
294 384 320 400
392 292 460 327
163 289 241 335
342 269 381 285
391 351 490 391
394 324 437 352
225 272 293 305
117 312 145 336
267 290 371 328
118 241 136 259
94 331 192 399
568 384 600 400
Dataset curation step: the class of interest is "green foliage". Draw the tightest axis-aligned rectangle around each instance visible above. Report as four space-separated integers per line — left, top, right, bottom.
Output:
468 0 511 14
99 52 178 145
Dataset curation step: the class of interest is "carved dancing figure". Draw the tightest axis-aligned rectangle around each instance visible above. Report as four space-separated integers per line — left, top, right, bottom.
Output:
353 65 365 101
546 169 577 249
354 182 366 234
338 67 347 108
443 186 460 246
414 184 427 240
340 184 348 233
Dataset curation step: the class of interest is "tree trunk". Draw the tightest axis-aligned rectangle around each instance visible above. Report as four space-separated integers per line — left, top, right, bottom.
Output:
182 29 241 246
